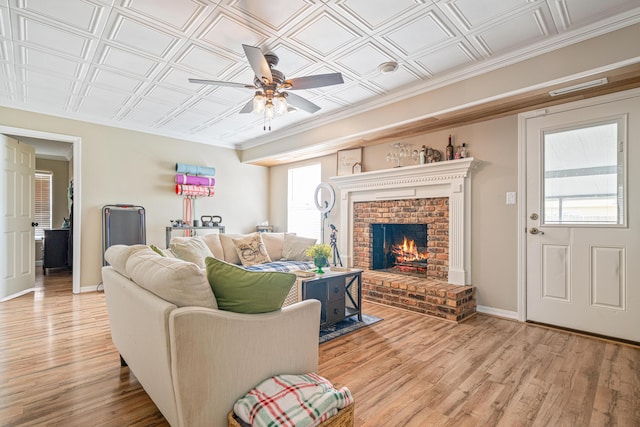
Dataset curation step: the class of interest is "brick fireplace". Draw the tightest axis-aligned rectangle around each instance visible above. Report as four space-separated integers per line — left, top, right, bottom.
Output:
353 198 449 279
331 158 478 322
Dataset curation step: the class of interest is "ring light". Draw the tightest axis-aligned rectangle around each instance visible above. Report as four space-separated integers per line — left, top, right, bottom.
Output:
314 182 335 214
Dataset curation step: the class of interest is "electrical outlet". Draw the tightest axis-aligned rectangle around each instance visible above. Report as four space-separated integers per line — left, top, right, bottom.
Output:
506 192 517 205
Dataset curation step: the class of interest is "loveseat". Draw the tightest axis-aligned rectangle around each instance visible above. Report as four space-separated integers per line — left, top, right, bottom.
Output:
166 231 317 304
102 244 321 427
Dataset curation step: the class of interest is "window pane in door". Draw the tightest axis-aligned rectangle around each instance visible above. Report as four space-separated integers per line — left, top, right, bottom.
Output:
543 120 623 225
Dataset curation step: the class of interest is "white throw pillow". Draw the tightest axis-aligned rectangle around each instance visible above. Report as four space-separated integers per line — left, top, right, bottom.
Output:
260 232 286 261
199 233 225 259
232 232 272 267
281 233 317 261
104 244 154 277
219 234 243 264
125 251 217 309
170 237 213 268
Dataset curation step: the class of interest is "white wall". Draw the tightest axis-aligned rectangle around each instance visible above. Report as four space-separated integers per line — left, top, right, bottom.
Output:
269 115 519 312
1 107 269 288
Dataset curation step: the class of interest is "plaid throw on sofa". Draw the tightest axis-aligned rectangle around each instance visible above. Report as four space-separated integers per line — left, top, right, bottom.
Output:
233 373 353 427
243 261 314 273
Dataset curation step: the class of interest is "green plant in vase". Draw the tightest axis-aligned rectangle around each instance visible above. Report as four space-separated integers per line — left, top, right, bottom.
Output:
305 244 331 274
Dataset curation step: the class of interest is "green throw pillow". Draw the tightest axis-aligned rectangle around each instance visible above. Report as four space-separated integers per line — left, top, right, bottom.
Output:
204 257 296 314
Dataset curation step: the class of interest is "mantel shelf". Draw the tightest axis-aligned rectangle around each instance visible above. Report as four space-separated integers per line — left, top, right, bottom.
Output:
330 157 479 190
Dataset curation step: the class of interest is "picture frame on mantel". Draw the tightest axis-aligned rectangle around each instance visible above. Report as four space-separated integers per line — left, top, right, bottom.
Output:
337 148 362 176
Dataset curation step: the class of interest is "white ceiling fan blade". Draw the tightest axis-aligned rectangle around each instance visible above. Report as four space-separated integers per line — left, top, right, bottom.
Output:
286 92 321 114
239 99 254 114
285 73 344 90
188 78 255 89
242 44 273 84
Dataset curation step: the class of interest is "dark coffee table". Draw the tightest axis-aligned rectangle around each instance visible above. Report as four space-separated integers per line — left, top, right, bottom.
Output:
299 268 362 326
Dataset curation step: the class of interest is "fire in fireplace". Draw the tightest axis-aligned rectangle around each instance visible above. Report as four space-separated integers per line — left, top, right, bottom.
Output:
371 223 429 276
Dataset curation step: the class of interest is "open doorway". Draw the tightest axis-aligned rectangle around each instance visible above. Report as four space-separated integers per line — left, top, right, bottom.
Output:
0 126 82 295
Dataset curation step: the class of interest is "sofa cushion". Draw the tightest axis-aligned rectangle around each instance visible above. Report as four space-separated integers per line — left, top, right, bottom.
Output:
281 233 317 261
199 233 225 259
204 257 295 314
126 251 217 309
260 232 286 261
104 244 154 277
170 237 213 268
219 234 243 264
232 232 272 267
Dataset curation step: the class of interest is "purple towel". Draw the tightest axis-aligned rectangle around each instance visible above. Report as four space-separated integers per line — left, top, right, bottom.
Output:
175 174 215 186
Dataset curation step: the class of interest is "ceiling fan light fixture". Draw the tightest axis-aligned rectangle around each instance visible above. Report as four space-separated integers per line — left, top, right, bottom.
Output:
378 61 399 74
275 93 288 115
265 101 275 120
253 91 265 113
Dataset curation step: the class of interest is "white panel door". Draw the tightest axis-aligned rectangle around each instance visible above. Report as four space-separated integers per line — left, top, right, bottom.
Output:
1 135 36 300
525 92 640 342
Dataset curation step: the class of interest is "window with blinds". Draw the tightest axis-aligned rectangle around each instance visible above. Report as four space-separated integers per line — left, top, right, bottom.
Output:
287 164 321 241
35 171 52 240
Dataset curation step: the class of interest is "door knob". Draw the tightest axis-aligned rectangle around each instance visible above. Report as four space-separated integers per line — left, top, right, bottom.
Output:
529 227 544 235
31 222 39 227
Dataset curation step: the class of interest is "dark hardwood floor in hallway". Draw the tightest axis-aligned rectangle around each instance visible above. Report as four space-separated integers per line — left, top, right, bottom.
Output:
0 270 638 426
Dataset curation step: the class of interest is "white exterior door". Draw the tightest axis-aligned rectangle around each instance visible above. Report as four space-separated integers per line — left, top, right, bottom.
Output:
1 135 36 300
524 91 640 342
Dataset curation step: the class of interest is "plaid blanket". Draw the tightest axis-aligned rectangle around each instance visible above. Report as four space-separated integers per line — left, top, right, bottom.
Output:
233 373 353 427
243 261 315 273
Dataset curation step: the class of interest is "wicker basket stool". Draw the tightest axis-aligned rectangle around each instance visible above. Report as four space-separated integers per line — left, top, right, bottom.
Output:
227 402 354 427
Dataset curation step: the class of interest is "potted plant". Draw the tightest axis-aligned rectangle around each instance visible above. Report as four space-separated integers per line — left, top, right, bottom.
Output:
305 244 332 274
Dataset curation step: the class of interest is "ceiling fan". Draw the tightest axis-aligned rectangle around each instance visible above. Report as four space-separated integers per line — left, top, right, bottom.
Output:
189 44 344 126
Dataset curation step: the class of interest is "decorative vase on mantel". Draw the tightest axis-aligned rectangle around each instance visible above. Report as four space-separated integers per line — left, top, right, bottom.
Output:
314 256 327 274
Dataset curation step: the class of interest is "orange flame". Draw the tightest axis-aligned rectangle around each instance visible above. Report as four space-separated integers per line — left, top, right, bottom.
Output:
391 236 427 262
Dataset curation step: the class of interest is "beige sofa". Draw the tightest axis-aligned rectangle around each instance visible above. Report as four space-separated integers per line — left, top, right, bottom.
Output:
167 231 315 268
102 245 321 427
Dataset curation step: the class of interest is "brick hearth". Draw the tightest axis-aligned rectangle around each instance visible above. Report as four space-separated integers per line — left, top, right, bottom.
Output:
362 270 476 322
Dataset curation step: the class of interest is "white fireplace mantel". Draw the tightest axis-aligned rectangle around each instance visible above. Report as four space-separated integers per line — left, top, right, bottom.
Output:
331 158 479 286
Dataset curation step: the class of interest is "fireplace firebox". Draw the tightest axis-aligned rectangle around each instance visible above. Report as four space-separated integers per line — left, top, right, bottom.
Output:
372 223 429 276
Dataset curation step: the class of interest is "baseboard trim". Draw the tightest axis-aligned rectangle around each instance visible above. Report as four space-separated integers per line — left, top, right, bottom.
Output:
1 287 35 302
477 305 519 320
80 284 102 293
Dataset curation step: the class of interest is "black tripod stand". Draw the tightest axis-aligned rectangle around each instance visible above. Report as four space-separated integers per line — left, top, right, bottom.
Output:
329 224 343 267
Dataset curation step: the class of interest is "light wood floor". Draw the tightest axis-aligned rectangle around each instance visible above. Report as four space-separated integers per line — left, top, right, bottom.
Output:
1 271 638 426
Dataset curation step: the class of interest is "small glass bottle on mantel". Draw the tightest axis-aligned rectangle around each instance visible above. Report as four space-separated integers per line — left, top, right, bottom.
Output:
446 135 454 160
460 143 468 158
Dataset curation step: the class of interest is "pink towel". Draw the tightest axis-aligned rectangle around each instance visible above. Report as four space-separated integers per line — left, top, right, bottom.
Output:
175 184 214 197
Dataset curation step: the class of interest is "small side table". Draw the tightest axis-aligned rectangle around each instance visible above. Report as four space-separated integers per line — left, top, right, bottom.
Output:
43 228 70 274
300 268 362 326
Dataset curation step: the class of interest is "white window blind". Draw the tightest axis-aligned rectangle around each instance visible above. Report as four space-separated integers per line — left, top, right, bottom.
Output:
287 164 321 241
35 171 52 240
